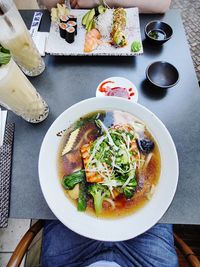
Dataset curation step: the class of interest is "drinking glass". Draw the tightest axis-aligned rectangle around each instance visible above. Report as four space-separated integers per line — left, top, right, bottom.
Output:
0 0 45 77
0 59 49 123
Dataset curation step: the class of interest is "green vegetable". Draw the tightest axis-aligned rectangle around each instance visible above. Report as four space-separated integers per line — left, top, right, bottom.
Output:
62 170 85 190
88 184 110 215
131 41 142 52
0 45 11 66
87 18 94 32
123 178 137 199
82 5 106 28
75 112 105 129
80 119 142 210
82 10 90 26
77 177 88 211
85 8 95 31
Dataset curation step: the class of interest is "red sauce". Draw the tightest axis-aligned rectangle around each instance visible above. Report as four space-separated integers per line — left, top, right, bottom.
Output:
99 81 114 92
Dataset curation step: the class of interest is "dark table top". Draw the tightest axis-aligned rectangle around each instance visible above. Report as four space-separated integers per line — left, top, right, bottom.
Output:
9 9 200 224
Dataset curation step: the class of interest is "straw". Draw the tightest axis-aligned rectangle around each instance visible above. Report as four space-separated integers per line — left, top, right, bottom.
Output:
0 1 14 32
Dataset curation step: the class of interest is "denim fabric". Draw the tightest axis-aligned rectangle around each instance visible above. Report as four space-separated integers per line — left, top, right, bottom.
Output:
41 221 178 267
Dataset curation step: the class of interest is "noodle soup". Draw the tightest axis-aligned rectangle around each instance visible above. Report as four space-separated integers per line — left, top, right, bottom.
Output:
58 110 161 218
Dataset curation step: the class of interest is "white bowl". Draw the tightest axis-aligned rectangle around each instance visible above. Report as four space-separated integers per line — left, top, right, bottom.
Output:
39 97 178 241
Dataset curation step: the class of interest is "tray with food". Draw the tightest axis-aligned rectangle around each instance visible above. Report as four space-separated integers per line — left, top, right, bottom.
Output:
45 4 143 56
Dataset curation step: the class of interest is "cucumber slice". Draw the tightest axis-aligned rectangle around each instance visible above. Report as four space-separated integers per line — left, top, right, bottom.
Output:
87 19 94 32
85 8 95 29
82 11 90 26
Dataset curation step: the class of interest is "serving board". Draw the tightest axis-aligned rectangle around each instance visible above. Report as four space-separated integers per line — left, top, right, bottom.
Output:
45 8 143 56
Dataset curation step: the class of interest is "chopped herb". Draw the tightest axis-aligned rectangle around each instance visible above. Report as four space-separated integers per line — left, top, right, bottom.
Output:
149 31 159 39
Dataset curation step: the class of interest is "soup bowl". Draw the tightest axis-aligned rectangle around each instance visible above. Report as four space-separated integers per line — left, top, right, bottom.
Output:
39 97 178 241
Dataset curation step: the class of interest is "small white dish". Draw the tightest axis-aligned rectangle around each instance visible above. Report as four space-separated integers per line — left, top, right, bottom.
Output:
96 77 139 103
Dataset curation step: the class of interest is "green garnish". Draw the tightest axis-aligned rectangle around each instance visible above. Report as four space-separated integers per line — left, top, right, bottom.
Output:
0 45 11 66
86 120 138 203
149 31 159 40
131 41 142 52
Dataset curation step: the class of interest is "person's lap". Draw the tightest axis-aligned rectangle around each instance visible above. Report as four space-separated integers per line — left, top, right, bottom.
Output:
41 220 178 267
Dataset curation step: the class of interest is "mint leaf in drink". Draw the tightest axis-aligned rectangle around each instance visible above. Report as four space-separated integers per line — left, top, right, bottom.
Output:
1 47 10 54
131 41 142 52
0 45 11 66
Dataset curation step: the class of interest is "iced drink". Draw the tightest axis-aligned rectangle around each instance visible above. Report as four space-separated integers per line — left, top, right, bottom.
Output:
0 0 45 76
0 59 49 123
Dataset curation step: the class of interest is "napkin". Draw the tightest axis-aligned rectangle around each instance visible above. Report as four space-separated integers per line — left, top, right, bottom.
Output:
32 32 49 57
29 11 49 57
0 123 15 228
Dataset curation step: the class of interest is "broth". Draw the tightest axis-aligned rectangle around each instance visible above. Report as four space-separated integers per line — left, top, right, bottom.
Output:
148 29 166 40
58 110 161 218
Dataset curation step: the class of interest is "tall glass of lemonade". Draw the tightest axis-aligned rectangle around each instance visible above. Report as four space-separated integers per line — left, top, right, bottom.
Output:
0 49 49 123
0 0 45 77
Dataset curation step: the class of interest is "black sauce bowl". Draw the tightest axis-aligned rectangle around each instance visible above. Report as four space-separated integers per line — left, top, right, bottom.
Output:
145 21 173 45
146 61 179 89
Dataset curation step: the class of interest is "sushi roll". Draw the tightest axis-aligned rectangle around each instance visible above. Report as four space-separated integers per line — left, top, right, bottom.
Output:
67 20 77 35
111 8 127 47
67 14 77 22
59 23 67 38
60 15 68 23
66 26 75 43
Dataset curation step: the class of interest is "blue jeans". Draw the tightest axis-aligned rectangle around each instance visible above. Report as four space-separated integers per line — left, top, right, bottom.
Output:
41 221 178 267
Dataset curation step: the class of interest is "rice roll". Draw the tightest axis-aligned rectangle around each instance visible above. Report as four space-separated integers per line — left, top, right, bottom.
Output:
59 23 67 38
60 15 68 23
66 26 75 43
67 20 77 35
67 14 77 22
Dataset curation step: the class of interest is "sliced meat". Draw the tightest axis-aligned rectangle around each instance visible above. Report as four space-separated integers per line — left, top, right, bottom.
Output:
80 143 103 183
62 149 83 176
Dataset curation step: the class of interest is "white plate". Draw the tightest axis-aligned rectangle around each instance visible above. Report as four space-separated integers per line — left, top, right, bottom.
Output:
39 97 178 241
45 8 143 56
96 76 138 102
